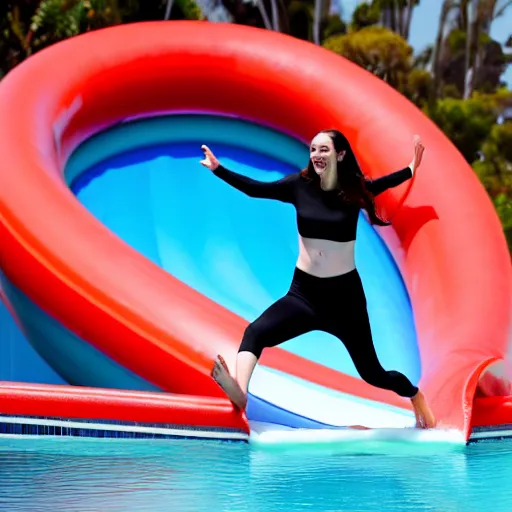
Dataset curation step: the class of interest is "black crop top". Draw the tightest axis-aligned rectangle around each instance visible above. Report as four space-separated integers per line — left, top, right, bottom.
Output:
212 164 413 242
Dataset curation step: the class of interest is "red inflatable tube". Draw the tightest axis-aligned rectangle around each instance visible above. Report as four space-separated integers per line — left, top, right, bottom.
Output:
0 382 249 438
0 21 510 441
472 396 512 429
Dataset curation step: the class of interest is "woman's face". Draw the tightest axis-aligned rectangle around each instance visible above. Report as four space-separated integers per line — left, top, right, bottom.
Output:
309 132 344 178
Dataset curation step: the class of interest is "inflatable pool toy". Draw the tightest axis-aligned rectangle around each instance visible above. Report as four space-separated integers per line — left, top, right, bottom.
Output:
0 21 510 445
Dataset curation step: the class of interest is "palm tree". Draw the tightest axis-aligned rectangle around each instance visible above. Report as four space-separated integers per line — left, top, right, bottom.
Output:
403 0 416 40
312 0 322 44
429 0 511 102
463 0 478 98
430 0 458 102
165 0 174 19
463 0 512 98
376 0 418 40
312 0 331 44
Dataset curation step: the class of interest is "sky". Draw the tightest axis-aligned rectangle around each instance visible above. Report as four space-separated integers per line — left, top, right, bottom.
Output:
340 0 512 88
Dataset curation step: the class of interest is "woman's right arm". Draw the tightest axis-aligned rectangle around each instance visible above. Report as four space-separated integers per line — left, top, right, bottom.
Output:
201 144 295 203
213 164 296 202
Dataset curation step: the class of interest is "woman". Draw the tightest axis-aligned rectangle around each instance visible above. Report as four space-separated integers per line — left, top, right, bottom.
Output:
200 129 436 429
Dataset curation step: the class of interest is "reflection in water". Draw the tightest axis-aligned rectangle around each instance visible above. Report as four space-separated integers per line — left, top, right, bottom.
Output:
0 436 511 512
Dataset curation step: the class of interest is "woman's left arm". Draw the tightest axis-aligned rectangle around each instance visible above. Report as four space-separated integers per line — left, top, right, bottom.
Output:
365 135 424 197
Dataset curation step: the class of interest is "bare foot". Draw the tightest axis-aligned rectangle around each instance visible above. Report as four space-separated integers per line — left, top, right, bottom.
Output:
411 390 436 429
211 355 247 410
348 425 371 430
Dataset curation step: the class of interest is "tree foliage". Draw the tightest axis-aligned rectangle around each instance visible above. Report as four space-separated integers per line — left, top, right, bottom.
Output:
350 0 419 39
426 91 505 161
428 89 512 250
351 1 380 30
323 26 412 90
474 121 512 198
0 0 201 76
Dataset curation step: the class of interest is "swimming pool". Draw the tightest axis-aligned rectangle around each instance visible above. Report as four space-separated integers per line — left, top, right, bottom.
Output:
1 435 512 512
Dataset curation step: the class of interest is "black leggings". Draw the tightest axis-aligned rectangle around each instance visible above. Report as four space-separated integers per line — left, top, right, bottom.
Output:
239 267 419 398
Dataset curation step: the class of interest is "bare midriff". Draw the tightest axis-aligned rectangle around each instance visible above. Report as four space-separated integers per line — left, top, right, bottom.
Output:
296 236 356 277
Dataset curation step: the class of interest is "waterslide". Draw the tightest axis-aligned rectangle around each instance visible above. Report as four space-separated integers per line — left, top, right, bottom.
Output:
0 21 510 445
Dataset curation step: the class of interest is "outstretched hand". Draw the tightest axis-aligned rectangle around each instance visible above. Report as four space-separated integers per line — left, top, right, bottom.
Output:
409 135 425 176
200 145 220 171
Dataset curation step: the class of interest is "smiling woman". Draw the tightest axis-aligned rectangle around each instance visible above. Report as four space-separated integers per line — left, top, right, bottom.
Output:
199 126 435 429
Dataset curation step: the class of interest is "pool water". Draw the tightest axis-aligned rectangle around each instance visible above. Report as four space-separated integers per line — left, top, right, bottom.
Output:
1 436 512 511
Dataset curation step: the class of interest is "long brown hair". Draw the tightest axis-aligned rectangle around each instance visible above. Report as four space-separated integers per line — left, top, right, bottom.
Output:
300 129 390 226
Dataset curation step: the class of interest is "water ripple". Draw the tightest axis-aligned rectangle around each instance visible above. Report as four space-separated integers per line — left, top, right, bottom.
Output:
0 437 512 512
